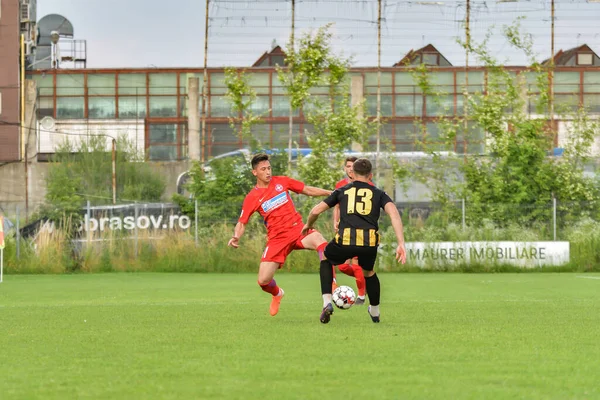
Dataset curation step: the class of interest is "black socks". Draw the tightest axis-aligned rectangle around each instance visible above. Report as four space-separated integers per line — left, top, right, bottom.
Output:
365 273 380 306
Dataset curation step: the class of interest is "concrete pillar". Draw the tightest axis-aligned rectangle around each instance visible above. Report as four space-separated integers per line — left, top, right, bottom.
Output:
187 77 201 160
24 80 37 162
350 75 364 152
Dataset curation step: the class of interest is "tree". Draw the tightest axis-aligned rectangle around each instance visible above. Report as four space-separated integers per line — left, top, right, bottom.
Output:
224 67 265 150
277 24 376 188
392 20 600 227
277 24 339 172
42 135 166 225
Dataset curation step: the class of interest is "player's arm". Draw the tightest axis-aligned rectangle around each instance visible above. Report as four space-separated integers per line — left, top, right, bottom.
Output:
301 201 331 236
384 202 406 264
300 185 332 197
332 204 340 231
228 221 246 248
229 195 253 248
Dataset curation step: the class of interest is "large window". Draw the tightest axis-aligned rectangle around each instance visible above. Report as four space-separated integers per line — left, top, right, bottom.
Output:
583 94 600 114
119 73 147 95
272 96 299 117
245 95 269 116
37 97 54 118
425 95 453 116
88 97 116 119
31 74 54 96
395 72 419 94
247 73 270 95
583 71 600 114
56 97 84 119
211 123 239 145
88 74 116 95
210 96 230 117
396 95 422 117
365 72 392 88
553 72 580 94
366 95 393 117
56 74 84 96
179 72 203 95
149 73 177 95
149 96 177 117
456 71 484 93
429 72 454 93
148 124 186 161
118 97 146 119
367 123 393 150
249 124 271 147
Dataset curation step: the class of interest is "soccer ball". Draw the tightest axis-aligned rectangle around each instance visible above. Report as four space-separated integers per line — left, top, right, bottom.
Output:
332 285 356 310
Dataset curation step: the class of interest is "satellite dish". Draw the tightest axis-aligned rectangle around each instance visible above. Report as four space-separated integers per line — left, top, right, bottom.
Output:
40 116 56 131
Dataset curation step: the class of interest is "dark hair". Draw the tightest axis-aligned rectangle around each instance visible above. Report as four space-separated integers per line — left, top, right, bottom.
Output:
352 158 372 177
251 153 270 169
345 156 358 164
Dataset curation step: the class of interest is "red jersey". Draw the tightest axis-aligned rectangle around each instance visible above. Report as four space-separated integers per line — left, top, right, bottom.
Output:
335 177 352 189
238 176 305 240
335 177 374 189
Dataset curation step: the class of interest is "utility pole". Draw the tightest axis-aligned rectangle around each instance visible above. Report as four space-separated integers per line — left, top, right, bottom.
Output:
287 0 295 172
464 0 470 155
112 139 117 204
376 0 382 183
201 0 210 163
21 34 29 222
550 0 556 146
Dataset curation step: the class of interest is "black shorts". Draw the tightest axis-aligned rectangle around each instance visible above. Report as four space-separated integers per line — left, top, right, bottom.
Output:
324 240 379 271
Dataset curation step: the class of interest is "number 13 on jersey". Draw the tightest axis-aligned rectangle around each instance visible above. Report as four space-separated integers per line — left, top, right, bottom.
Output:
344 187 373 215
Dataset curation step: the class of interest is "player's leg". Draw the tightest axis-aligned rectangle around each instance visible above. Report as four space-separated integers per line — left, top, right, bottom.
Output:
319 258 335 324
351 257 367 304
298 229 338 291
338 257 366 304
357 249 380 323
258 261 285 316
338 259 354 276
259 241 291 316
320 242 352 324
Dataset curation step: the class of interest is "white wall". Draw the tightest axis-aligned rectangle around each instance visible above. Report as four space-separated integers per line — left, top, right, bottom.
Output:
38 119 145 155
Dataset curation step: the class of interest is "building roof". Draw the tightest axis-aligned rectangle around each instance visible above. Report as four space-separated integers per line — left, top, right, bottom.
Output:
252 45 287 67
542 44 600 66
393 44 452 67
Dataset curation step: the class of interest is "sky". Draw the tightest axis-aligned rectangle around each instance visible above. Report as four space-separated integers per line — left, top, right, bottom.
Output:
37 0 600 69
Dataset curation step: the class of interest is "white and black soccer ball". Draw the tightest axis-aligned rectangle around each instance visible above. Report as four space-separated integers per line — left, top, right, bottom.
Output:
332 285 356 310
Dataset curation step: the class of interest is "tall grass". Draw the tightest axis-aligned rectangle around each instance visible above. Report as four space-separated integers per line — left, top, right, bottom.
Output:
4 214 600 274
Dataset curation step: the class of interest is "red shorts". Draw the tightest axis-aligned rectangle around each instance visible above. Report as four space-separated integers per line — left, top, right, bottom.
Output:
261 223 316 266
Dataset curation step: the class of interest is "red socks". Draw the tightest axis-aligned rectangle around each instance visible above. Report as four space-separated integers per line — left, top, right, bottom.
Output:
352 265 366 297
338 263 354 276
337 263 366 297
259 279 280 296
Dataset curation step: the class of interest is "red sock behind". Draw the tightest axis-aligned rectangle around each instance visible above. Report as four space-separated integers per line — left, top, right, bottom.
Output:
352 265 366 297
259 279 280 296
338 263 354 277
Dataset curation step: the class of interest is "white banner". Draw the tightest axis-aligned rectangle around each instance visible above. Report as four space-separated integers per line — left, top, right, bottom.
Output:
405 241 570 268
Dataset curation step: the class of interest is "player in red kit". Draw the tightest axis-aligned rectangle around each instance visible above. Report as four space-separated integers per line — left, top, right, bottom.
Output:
332 156 369 305
228 153 331 316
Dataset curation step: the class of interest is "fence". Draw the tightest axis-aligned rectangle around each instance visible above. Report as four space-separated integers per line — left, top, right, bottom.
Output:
2 197 596 260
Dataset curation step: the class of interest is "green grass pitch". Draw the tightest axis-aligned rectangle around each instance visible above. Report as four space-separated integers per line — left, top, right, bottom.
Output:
1 273 600 399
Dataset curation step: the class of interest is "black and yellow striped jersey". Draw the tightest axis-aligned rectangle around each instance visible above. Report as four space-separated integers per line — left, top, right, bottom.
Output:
323 181 393 247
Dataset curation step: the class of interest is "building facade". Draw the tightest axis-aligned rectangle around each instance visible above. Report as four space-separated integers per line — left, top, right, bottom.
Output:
27 52 600 162
0 0 21 161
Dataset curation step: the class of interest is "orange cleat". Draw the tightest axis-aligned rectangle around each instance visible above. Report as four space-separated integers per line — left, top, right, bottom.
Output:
269 289 285 316
332 280 338 293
